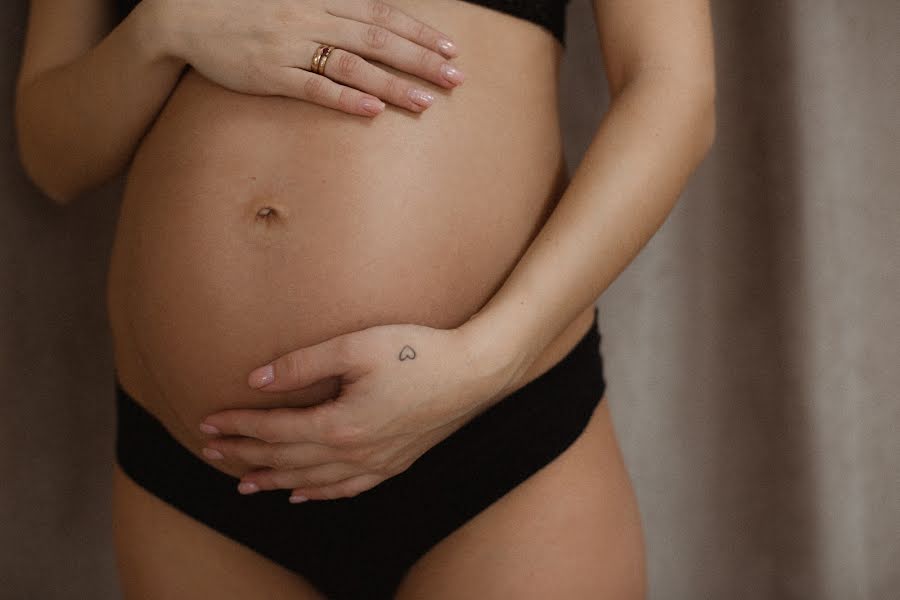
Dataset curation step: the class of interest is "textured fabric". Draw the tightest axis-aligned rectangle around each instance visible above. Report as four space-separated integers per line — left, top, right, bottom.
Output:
114 0 570 47
114 308 605 600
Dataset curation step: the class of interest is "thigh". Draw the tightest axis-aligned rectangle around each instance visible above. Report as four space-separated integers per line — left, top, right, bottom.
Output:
395 396 647 600
111 465 326 600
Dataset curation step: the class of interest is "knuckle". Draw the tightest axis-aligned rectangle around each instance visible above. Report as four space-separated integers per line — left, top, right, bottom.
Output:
289 475 311 491
238 418 259 438
255 27 278 49
255 420 280 443
333 50 362 79
269 446 293 470
278 353 303 385
413 20 428 44
363 24 390 50
415 45 434 71
334 334 358 369
382 75 402 100
336 86 358 112
327 422 364 447
308 407 331 435
269 471 293 489
343 443 376 465
342 484 362 498
302 74 327 102
369 0 393 24
388 454 416 476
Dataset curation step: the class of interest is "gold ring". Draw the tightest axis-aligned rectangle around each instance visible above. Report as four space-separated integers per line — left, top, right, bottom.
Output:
311 44 336 76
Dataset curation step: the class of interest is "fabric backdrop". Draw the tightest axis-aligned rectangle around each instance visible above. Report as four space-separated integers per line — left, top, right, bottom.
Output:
2 1 897 598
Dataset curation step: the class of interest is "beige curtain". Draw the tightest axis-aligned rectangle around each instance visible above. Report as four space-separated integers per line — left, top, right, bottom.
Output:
2 1 897 598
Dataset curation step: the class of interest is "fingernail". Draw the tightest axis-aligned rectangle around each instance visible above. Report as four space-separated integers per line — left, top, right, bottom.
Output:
408 88 435 108
437 38 458 57
238 482 259 495
202 447 224 460
440 63 465 85
199 423 220 435
249 364 275 389
289 495 309 504
360 96 386 115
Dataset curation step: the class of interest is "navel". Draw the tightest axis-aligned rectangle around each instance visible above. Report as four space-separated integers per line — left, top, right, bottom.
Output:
256 205 278 220
245 197 289 235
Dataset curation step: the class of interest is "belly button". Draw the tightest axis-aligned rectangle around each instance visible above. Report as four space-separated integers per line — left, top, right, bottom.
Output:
249 202 289 231
255 206 278 220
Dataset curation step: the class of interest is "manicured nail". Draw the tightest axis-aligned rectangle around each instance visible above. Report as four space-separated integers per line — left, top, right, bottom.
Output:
437 38 458 57
249 364 275 389
408 88 435 108
360 96 386 115
238 482 259 495
199 423 219 435
440 63 465 85
202 447 224 460
289 495 309 504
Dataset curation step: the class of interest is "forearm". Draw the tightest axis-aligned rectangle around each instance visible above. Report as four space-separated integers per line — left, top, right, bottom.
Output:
14 0 186 206
460 73 716 393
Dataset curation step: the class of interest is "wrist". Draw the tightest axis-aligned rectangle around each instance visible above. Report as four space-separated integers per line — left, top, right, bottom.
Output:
455 311 534 404
130 0 187 67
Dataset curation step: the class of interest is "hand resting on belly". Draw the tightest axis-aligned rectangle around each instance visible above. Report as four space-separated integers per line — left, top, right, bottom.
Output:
196 319 522 502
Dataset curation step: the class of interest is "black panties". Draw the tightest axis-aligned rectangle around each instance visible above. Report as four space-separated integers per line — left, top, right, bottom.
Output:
115 306 607 599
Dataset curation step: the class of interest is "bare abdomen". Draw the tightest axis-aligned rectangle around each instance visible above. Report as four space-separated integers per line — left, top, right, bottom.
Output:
107 1 572 471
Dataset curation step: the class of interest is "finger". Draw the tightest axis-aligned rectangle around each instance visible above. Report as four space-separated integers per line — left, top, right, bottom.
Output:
247 331 361 392
201 402 357 446
326 0 459 58
202 437 335 470
290 473 385 502
266 66 386 117
238 462 360 493
292 46 437 113
324 16 465 89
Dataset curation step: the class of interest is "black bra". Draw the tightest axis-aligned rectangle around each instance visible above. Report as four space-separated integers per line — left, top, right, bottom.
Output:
115 0 569 47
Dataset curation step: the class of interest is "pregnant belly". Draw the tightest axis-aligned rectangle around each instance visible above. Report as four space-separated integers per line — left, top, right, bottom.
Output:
107 10 572 467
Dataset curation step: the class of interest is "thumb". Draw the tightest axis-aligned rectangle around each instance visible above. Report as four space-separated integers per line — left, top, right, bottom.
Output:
248 333 356 392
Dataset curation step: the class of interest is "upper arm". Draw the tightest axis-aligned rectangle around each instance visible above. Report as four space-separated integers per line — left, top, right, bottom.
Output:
17 0 116 89
591 0 715 99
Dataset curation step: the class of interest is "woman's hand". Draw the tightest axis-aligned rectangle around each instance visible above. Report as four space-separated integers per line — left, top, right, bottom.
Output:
198 323 518 502
152 0 465 116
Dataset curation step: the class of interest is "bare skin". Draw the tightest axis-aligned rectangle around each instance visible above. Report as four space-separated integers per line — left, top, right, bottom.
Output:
105 0 592 478
17 0 715 596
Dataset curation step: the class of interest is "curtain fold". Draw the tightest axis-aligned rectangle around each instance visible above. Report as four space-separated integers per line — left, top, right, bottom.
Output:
2 0 897 597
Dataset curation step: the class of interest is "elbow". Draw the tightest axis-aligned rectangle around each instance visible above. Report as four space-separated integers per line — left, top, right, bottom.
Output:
39 179 80 209
14 86 78 207
39 181 79 209
14 117 78 208
15 141 78 207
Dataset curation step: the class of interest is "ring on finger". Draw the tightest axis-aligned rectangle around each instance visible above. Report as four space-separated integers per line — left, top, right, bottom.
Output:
310 44 337 76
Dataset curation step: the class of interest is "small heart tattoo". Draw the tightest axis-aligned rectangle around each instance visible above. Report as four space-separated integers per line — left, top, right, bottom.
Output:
398 345 416 361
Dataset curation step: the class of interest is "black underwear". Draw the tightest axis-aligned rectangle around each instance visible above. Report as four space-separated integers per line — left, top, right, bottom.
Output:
115 306 606 599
